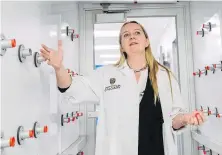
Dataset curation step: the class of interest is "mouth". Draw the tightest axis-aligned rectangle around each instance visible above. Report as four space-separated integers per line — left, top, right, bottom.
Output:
129 42 138 46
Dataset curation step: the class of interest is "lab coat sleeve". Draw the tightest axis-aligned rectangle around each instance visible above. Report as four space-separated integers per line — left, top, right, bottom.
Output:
58 68 103 105
169 74 189 135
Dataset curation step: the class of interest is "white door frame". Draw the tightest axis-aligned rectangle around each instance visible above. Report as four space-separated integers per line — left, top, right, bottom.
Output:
79 2 196 155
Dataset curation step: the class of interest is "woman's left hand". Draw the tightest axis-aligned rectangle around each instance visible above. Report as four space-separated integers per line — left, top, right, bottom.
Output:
184 111 206 126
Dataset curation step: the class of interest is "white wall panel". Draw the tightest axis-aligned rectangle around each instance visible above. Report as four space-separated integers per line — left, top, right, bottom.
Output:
190 2 222 155
50 2 84 153
1 2 61 155
0 1 84 155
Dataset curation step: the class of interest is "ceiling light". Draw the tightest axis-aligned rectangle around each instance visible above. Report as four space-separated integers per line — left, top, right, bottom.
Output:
95 45 119 50
94 31 119 37
100 54 120 58
103 60 117 64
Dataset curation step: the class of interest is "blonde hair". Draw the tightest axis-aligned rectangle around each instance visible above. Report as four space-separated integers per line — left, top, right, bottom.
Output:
115 21 173 102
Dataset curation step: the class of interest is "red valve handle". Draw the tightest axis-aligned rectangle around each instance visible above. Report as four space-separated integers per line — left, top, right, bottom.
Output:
9 137 15 147
205 66 210 70
11 39 16 47
29 130 34 137
44 126 48 133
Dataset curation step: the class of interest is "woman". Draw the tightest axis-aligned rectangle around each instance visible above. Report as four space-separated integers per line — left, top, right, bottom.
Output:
40 21 206 155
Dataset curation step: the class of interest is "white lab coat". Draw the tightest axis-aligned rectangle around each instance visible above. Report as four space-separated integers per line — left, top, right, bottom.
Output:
60 61 188 155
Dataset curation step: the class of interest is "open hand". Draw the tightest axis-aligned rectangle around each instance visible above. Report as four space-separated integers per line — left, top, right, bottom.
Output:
40 40 63 71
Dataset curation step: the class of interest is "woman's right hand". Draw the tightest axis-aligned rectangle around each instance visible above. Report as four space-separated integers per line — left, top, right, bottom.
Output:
40 40 63 71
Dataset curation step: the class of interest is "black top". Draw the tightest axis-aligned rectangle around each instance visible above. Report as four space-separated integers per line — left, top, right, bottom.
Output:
58 86 70 93
138 70 165 155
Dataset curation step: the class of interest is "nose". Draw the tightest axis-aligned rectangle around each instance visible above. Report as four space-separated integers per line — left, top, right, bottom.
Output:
130 34 135 40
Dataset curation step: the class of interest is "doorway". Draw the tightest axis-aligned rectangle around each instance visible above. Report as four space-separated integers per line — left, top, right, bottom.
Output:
79 3 194 155
94 17 179 79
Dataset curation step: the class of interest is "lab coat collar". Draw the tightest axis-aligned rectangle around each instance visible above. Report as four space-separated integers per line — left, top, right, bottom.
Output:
116 60 129 70
116 60 166 72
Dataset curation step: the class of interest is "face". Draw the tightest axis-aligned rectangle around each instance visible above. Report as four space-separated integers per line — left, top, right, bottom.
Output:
120 23 149 56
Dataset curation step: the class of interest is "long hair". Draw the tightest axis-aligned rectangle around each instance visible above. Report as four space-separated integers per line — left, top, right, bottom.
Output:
115 21 173 103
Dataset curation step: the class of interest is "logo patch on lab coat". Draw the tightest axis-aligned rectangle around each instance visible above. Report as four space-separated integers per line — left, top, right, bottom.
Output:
105 78 121 92
110 78 116 84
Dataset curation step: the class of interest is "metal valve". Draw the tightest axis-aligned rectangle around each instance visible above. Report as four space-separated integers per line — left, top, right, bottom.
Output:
67 69 79 77
215 108 221 118
77 112 83 117
200 106 208 114
66 26 75 36
18 44 32 63
203 149 212 155
205 65 216 74
76 111 83 119
0 34 16 56
67 69 73 76
61 114 71 126
66 112 71 118
193 69 204 77
202 22 216 31
193 71 199 76
17 126 34 145
77 151 84 155
65 112 76 122
212 61 222 72
196 29 207 37
33 122 48 138
0 131 15 154
71 112 77 122
71 33 79 41
61 26 74 36
34 52 45 67
207 107 211 116
197 145 205 150
200 106 204 112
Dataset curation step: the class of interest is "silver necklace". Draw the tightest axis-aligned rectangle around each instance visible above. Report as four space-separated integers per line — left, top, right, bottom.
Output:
133 65 148 73
127 61 148 73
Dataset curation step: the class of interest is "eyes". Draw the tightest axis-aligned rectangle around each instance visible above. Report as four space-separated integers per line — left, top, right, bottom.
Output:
122 31 141 38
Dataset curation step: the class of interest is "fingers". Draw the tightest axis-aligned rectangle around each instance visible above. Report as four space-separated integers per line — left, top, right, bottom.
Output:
193 111 205 125
199 111 206 122
195 114 201 125
40 48 49 56
58 40 62 50
193 116 198 125
41 44 55 54
40 49 49 60
58 40 63 57
41 44 50 52
186 111 206 126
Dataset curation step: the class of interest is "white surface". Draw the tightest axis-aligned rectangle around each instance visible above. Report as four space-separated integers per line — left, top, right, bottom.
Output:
191 130 222 154
0 1 85 155
190 1 222 155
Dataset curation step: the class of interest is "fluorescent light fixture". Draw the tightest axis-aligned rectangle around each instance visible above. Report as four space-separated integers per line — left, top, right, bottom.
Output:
100 54 120 58
95 45 119 50
94 30 119 37
103 60 117 64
